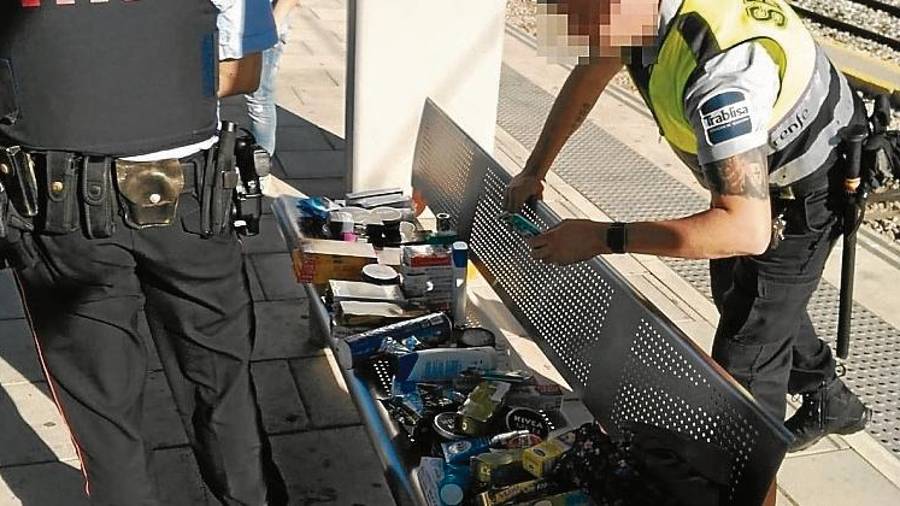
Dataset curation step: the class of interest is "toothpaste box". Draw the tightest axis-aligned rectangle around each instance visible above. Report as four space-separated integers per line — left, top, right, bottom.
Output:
394 347 499 382
401 245 454 308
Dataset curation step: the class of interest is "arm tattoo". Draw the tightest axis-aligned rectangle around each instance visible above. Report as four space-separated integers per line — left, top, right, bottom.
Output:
701 148 769 200
569 103 593 136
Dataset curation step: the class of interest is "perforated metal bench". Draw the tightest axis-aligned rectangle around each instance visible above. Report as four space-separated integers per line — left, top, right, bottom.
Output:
412 99 792 506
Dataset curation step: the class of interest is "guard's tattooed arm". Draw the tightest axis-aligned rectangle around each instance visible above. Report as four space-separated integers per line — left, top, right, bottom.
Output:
616 147 772 259
568 102 594 137
523 58 622 177
701 147 769 200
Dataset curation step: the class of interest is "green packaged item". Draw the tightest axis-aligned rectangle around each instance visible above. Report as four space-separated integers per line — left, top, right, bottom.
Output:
459 381 510 436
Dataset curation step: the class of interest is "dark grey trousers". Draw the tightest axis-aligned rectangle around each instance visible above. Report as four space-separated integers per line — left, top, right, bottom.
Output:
710 176 840 421
15 188 285 506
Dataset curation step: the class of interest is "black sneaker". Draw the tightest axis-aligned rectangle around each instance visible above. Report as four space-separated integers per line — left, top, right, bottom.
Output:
785 379 872 453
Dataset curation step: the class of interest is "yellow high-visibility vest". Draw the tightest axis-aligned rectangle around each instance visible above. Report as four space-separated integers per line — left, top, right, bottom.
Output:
648 0 818 155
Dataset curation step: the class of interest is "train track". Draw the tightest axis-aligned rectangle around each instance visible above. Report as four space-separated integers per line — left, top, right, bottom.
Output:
853 0 900 20
789 0 900 52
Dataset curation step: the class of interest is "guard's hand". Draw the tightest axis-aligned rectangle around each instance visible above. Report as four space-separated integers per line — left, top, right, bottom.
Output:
503 172 545 213
526 219 610 266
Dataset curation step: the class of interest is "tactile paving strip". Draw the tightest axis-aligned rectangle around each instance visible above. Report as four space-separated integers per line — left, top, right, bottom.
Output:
497 64 900 457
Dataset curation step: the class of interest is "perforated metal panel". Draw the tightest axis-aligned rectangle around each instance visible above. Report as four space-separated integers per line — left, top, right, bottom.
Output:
613 320 759 504
412 99 791 506
470 170 613 389
411 103 481 239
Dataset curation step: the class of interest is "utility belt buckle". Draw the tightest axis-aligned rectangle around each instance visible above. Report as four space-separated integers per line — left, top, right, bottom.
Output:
0 146 39 218
774 184 796 201
115 159 184 229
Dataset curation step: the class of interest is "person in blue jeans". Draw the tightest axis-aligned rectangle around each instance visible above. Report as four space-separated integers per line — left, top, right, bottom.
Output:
246 0 301 156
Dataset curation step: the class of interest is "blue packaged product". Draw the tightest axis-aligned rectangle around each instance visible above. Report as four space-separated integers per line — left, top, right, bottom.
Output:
419 457 472 506
296 196 332 221
335 312 452 369
442 437 491 465
442 431 531 465
393 347 498 382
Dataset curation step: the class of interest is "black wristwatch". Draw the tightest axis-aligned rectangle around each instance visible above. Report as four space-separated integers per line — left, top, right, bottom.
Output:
606 222 628 254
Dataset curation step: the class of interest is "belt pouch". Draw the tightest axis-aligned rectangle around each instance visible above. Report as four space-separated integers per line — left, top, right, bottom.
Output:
115 159 185 229
40 151 79 234
80 156 116 239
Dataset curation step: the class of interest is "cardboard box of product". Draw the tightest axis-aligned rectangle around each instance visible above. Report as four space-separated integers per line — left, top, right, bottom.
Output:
506 377 565 412
292 239 377 284
401 244 455 308
522 429 577 478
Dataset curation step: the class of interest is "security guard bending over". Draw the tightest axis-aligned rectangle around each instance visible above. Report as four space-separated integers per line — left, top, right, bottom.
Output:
0 1 286 504
504 0 871 451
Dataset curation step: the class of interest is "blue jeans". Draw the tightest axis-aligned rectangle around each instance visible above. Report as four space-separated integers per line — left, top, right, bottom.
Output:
245 25 289 155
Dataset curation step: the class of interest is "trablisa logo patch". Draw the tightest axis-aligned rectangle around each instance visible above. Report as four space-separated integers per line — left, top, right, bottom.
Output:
700 90 752 145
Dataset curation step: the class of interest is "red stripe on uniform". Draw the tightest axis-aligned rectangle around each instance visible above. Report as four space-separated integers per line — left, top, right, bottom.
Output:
13 273 93 497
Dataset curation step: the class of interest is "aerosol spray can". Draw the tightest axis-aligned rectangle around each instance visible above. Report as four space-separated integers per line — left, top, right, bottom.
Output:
452 241 469 325
335 312 453 369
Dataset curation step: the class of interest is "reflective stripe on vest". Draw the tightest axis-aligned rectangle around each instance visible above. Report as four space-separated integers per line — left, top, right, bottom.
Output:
645 0 847 186
770 63 855 185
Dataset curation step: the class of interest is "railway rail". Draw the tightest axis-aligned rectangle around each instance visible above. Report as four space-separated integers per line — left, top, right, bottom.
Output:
789 0 900 52
852 0 900 20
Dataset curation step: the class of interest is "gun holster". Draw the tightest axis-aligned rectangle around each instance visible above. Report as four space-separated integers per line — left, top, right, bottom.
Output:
233 132 270 236
861 95 900 189
0 146 38 218
0 166 37 270
115 159 185 229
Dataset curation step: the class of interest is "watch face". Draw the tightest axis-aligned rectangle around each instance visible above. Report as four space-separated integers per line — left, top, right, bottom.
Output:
606 222 627 253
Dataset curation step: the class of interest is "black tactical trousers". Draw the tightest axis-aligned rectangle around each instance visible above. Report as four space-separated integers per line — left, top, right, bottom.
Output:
710 175 840 421
14 190 283 505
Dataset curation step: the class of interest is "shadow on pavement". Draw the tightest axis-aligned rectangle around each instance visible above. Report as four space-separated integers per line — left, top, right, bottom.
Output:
0 384 89 506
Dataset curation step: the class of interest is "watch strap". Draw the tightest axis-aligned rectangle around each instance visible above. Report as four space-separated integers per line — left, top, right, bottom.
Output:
606 222 627 254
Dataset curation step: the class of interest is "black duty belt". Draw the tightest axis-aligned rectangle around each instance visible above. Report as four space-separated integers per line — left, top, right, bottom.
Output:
770 164 834 201
2 121 261 239
23 149 209 193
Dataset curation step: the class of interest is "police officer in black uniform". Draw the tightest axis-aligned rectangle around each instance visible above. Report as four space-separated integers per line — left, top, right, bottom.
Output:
0 1 287 504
